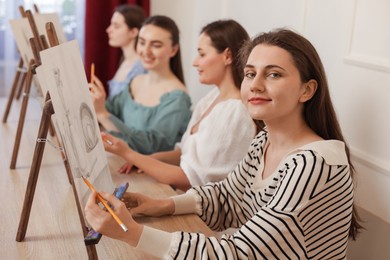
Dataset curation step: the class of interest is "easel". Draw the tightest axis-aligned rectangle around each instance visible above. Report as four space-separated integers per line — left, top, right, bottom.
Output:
15 22 98 259
9 9 54 169
2 6 29 123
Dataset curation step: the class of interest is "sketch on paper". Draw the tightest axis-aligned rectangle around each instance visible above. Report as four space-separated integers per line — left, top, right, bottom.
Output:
51 67 98 177
35 40 114 206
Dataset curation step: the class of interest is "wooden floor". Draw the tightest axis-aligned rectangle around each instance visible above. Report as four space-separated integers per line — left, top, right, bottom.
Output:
0 97 91 259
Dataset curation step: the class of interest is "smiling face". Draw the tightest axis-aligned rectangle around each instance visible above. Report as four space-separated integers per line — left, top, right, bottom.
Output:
241 44 316 124
106 12 136 48
136 24 178 71
192 33 228 85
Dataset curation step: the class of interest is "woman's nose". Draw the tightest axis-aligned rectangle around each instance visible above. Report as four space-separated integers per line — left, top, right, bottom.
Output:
192 57 198 67
250 76 265 93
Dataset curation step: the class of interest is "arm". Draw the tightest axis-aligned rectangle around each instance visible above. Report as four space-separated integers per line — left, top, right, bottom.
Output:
151 149 182 166
103 133 191 191
90 76 119 132
116 149 182 174
125 148 191 191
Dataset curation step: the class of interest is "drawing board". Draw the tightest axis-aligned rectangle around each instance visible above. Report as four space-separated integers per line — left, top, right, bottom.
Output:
8 13 67 100
9 12 67 65
36 40 114 207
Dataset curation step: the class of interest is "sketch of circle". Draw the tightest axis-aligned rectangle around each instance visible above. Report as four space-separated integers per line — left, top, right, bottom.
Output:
80 102 98 152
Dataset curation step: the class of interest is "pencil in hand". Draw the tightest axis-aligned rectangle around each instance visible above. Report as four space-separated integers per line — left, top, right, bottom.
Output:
90 63 95 84
81 176 128 232
102 136 113 145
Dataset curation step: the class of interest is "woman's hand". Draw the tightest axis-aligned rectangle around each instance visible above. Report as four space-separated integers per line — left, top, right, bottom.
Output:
84 191 143 247
101 132 130 157
118 162 135 174
122 192 175 217
118 162 144 174
90 76 109 120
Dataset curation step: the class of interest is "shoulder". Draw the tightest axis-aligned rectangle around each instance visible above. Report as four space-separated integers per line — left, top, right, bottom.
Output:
161 89 191 106
291 140 348 166
212 98 252 124
200 87 219 101
130 74 146 92
169 80 188 93
275 140 350 188
193 88 219 110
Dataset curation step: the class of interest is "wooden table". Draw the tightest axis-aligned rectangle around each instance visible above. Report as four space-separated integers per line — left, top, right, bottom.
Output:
96 154 215 259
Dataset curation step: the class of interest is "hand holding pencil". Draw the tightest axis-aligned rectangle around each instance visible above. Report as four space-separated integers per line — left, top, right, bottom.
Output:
82 176 128 232
88 64 108 117
100 132 130 156
84 179 144 247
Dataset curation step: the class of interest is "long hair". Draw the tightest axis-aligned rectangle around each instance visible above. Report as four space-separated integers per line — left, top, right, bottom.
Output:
200 19 249 89
239 28 362 239
142 15 185 84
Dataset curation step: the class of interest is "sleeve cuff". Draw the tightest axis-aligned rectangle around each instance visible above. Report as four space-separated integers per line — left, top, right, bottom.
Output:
136 225 173 258
172 190 202 215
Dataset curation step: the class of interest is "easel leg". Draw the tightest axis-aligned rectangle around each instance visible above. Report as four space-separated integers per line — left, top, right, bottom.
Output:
68 172 98 259
16 100 54 241
15 99 98 259
16 72 27 100
2 58 24 123
49 120 56 137
59 136 97 257
10 60 35 169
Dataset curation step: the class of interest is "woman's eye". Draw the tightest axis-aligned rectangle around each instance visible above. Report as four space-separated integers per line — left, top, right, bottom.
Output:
268 72 281 78
244 71 255 78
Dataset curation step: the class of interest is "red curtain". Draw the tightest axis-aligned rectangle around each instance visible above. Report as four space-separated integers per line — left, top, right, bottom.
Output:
84 0 150 93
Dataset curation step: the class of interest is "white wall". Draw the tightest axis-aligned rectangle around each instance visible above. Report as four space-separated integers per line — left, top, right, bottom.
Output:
151 0 390 257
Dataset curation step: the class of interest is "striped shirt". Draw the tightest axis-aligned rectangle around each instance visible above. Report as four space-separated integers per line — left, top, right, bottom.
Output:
137 131 354 259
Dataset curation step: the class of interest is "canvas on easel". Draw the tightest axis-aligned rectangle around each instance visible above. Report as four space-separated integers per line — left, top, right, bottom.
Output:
1 6 61 123
7 10 45 105
36 39 115 207
8 10 67 168
16 22 106 260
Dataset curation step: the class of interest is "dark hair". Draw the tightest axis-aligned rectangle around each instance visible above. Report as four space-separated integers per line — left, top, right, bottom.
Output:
114 4 145 52
114 4 145 30
142 15 185 84
239 28 362 239
200 19 249 89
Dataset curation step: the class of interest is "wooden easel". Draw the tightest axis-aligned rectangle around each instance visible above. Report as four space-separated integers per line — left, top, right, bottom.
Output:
2 6 29 123
10 9 53 169
15 22 98 259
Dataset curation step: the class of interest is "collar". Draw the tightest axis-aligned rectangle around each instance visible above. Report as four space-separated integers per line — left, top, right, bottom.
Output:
296 140 348 165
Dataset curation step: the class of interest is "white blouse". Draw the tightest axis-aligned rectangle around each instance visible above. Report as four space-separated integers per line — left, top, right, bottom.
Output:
176 88 256 186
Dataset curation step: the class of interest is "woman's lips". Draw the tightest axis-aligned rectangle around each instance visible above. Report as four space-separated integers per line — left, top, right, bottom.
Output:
248 97 271 104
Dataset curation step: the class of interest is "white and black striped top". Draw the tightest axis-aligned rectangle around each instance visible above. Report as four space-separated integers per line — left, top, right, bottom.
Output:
137 131 354 259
